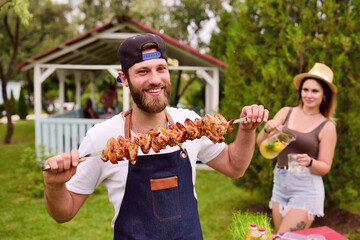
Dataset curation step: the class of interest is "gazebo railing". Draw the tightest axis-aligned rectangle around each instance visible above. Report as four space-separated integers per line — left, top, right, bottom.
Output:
36 117 103 158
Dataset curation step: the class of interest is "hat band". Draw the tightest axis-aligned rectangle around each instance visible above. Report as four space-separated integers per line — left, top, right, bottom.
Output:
308 71 330 82
143 51 161 61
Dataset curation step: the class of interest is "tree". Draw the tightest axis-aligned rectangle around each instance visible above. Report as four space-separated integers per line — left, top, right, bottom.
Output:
0 0 32 143
0 0 76 143
210 0 360 207
9 90 17 115
76 0 230 48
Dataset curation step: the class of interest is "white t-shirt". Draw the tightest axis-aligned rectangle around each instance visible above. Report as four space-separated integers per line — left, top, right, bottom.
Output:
66 107 225 227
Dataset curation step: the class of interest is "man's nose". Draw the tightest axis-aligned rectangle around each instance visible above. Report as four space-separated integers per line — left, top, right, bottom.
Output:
148 70 162 84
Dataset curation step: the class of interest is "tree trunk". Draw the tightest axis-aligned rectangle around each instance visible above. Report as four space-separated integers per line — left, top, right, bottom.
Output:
2 16 20 144
1 78 14 144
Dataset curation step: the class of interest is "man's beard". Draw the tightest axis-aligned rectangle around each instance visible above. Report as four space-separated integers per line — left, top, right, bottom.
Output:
128 81 171 113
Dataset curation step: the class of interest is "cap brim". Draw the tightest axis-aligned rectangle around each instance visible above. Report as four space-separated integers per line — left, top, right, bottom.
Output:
293 73 337 94
116 76 122 83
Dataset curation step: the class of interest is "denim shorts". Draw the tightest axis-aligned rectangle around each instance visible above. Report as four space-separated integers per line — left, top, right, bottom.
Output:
269 165 325 219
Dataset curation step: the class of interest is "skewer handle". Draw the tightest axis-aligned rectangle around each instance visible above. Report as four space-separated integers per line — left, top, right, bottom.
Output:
42 150 102 171
233 117 248 124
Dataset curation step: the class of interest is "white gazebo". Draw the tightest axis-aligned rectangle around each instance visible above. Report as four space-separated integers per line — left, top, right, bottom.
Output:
18 16 226 156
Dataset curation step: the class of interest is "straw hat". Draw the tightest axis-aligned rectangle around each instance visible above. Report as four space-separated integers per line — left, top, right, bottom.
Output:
293 63 337 94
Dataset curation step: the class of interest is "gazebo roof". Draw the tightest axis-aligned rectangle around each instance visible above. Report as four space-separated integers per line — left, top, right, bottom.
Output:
18 16 225 72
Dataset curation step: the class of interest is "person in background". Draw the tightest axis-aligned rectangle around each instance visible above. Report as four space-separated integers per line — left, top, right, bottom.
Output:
83 98 99 119
256 63 337 233
100 84 118 113
43 33 269 239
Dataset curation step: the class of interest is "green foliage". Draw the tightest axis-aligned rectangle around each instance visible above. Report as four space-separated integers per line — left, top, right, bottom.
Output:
18 147 48 198
169 71 205 108
1 0 33 25
17 87 28 119
230 211 272 240
210 0 360 206
77 0 226 48
9 90 17 115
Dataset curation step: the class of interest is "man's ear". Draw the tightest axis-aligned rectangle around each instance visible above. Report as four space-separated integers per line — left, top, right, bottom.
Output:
118 71 128 87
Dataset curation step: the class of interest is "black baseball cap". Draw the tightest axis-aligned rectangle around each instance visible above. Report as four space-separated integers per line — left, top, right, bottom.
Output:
116 33 167 83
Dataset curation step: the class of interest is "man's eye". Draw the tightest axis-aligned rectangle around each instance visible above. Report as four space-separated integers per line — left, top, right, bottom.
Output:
158 66 167 71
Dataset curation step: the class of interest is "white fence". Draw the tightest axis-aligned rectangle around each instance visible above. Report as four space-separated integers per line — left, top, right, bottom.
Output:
36 117 103 158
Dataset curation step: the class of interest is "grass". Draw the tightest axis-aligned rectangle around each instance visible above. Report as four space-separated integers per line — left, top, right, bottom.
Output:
230 211 272 240
196 170 266 240
0 121 113 239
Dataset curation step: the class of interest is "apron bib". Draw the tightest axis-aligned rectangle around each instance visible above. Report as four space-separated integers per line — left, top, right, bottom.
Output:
114 109 203 240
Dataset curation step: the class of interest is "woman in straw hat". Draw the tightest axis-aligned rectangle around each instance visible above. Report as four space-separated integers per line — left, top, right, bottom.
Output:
256 63 337 233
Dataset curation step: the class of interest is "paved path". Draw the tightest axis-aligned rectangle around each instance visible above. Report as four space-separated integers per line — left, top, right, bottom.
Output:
0 114 48 123
0 113 47 123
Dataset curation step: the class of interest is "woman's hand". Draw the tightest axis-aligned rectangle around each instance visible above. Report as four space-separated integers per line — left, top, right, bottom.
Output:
297 153 313 168
263 120 281 134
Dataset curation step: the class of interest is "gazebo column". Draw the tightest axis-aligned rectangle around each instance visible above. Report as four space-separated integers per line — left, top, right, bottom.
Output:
198 68 219 114
74 71 82 110
33 64 55 158
107 69 130 112
122 86 130 112
34 64 56 118
57 70 66 114
34 65 42 119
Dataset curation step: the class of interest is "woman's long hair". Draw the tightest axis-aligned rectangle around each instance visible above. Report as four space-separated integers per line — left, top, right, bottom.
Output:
85 98 93 109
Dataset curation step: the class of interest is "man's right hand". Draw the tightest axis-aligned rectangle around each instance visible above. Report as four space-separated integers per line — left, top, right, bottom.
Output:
43 149 79 185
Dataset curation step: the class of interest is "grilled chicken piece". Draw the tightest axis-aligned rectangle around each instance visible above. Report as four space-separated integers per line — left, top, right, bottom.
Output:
101 137 122 164
134 132 152 154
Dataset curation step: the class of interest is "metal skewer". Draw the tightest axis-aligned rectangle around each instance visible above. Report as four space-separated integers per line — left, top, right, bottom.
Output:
233 117 248 124
43 117 248 171
42 150 102 171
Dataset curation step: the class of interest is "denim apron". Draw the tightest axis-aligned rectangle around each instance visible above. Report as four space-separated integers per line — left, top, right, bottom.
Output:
114 109 203 240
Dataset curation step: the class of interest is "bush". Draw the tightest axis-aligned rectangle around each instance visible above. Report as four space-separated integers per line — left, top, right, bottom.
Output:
9 90 17 115
18 147 47 198
210 0 360 207
17 88 28 120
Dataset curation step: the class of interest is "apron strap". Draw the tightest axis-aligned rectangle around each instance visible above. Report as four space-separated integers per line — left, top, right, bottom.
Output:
124 108 174 139
124 109 132 139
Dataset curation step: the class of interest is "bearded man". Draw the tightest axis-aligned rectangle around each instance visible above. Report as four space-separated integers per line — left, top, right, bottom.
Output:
42 33 269 240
